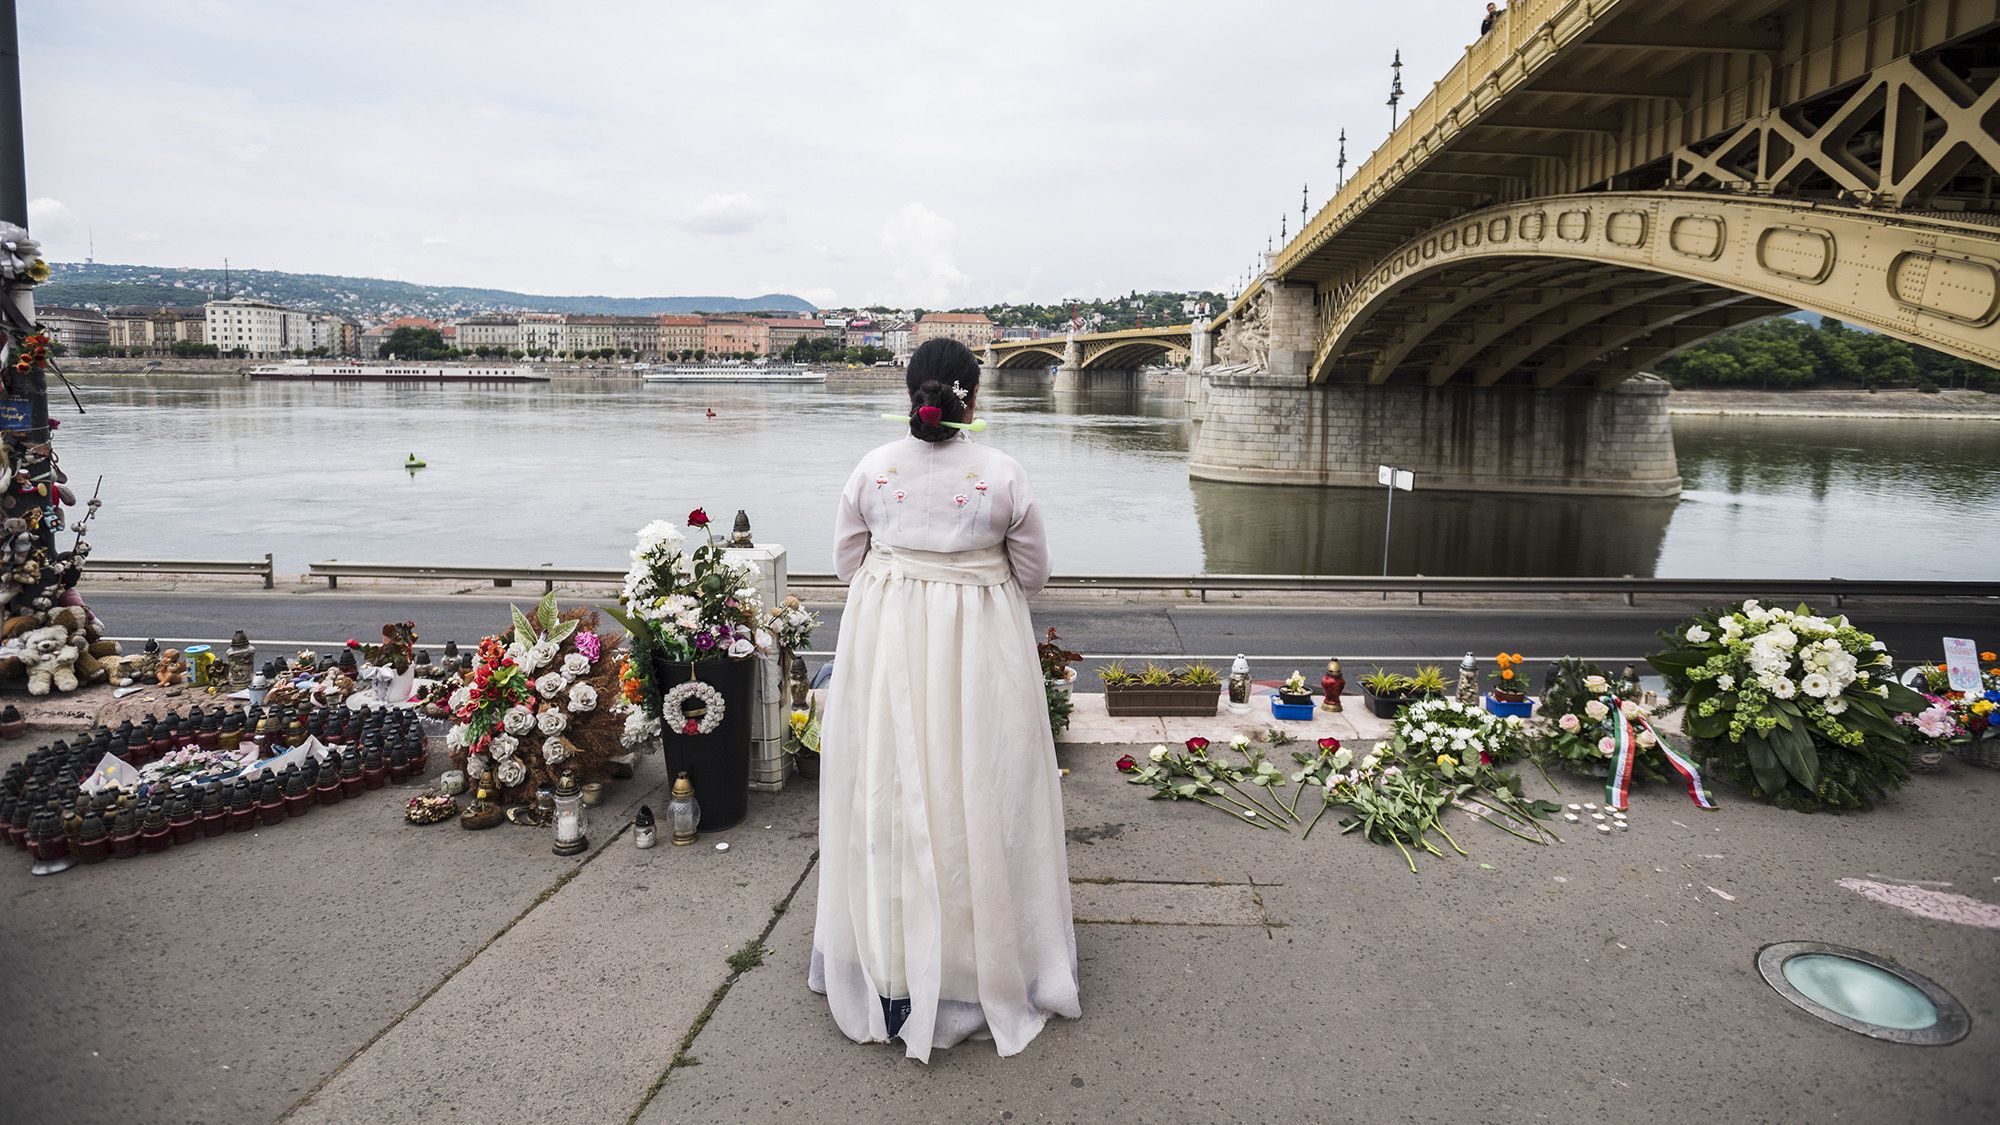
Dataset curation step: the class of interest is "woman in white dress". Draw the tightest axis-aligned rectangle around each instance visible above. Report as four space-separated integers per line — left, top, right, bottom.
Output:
810 337 1081 1062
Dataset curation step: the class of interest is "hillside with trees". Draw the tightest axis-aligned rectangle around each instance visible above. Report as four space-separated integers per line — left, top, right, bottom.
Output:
1656 316 1996 392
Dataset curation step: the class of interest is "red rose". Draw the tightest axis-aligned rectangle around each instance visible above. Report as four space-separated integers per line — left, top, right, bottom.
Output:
1479 751 1493 765
1317 737 1340 751
345 639 361 649
1185 737 1210 753
682 719 700 736
688 508 710 528
1115 754 1137 772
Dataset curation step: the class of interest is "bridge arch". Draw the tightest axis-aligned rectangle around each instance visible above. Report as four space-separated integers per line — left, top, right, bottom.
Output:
992 344 1064 369
1309 192 2000 387
1081 339 1190 370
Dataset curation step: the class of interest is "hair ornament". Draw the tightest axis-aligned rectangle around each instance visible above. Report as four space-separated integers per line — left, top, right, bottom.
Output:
880 413 988 432
949 381 970 403
916 405 943 424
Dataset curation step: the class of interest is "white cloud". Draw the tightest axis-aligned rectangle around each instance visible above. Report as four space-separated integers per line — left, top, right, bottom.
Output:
684 193 771 236
879 202 968 308
126 231 161 243
800 287 838 307
420 234 450 246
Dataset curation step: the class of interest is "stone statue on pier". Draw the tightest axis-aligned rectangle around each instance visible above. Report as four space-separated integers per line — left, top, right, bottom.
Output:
1216 290 1272 369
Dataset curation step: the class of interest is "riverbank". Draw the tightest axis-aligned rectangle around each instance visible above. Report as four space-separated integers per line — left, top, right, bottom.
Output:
1668 387 2000 419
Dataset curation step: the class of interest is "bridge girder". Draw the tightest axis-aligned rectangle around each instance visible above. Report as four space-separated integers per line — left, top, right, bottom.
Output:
1308 191 2000 388
1080 339 1190 370
992 345 1063 370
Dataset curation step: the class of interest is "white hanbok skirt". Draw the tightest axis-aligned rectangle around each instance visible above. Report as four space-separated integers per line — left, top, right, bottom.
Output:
809 543 1081 1062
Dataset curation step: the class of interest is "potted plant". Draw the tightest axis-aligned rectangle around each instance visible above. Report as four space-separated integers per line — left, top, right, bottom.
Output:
1408 664 1448 698
1272 671 1316 720
1484 652 1534 718
607 509 769 831
1039 626 1081 696
786 697 822 779
1360 668 1415 719
1102 661 1223 717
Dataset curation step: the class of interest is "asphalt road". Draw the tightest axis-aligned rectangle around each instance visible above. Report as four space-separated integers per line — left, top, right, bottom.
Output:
76 588 2000 680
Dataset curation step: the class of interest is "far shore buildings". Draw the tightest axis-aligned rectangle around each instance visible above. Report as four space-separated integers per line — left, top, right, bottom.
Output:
204 297 353 358
35 305 111 350
913 311 997 351
105 306 208 353
656 314 704 356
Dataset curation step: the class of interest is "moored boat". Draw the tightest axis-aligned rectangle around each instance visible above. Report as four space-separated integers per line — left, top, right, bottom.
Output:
641 364 824 385
247 361 549 383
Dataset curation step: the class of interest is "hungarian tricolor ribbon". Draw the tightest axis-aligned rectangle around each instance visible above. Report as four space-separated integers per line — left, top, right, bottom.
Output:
1601 694 1718 812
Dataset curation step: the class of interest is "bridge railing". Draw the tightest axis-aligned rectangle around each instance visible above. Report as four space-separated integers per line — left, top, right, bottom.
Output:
1269 0 1605 288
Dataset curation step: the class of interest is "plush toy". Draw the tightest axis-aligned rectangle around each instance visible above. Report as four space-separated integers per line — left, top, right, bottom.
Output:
156 647 188 686
19 622 81 695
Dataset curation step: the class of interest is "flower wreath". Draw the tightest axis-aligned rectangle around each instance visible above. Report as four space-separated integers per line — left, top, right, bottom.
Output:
662 679 726 736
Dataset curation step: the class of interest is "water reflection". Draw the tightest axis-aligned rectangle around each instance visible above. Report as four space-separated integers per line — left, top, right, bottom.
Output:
60 374 2000 578
1191 479 1674 576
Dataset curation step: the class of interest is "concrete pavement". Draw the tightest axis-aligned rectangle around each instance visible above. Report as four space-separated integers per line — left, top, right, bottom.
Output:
5 708 1997 1124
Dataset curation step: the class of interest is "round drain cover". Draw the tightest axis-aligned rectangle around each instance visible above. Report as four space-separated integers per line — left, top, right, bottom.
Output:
1757 942 1969 1045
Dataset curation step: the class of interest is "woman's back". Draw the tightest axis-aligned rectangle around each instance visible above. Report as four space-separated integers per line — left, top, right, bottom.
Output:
834 435 1049 592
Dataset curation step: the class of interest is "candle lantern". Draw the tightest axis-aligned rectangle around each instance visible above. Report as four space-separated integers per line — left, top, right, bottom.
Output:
1226 654 1252 714
1319 659 1346 712
552 771 589 856
1454 652 1480 706
226 630 256 691
634 804 658 849
667 772 700 845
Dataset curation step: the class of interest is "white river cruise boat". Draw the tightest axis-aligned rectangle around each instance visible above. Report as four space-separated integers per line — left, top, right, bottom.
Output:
247 360 550 383
641 364 825 385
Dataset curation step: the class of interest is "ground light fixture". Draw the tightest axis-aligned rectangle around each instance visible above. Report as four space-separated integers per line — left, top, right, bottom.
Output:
1756 942 1969 1045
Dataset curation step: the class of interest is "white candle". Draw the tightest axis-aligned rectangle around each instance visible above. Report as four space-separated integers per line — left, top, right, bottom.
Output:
556 812 580 843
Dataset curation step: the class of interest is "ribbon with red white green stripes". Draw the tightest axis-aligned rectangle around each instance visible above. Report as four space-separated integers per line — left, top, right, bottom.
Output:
1602 695 1718 812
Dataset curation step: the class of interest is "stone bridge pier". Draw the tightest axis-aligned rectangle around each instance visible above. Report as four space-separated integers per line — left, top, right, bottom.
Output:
1189 280 1680 497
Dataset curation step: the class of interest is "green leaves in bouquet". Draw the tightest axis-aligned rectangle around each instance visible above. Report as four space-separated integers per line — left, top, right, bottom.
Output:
602 603 666 720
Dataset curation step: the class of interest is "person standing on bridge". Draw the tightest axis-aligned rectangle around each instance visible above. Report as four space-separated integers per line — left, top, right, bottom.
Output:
1481 2 1504 34
810 337 1080 1062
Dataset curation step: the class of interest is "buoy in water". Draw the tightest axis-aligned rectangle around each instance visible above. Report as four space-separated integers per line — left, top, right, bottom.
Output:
405 453 427 469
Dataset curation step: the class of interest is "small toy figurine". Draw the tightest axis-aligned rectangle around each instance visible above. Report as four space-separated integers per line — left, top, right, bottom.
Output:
155 648 189 687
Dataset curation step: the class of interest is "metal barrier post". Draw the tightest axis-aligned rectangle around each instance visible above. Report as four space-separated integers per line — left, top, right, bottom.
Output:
262 552 274 590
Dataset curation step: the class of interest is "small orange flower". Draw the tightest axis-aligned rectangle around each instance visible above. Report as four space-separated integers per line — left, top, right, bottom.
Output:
1982 651 1997 661
1501 668 1515 680
1511 652 1524 663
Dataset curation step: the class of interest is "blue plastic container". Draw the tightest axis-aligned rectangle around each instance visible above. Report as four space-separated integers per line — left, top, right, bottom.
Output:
1270 696 1317 721
1482 694 1534 718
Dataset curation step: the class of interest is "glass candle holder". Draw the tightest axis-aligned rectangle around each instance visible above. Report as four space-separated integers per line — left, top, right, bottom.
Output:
552 772 588 856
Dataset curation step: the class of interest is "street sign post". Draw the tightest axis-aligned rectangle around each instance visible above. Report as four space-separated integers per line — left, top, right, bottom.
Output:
1378 464 1414 577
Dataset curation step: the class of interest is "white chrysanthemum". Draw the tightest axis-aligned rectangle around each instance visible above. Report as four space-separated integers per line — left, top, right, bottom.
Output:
1685 625 1711 643
502 705 535 735
567 683 598 713
496 757 527 787
489 733 519 761
1799 672 1833 699
562 652 590 678
536 709 567 736
535 672 565 699
1771 677 1797 699
445 724 467 751
1824 697 1849 715
620 709 662 748
1408 728 1428 743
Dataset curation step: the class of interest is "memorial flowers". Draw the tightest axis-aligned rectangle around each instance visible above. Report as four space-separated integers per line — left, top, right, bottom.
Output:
1907 661 2000 743
609 511 770 721
1530 659 1665 779
1649 601 1930 811
1387 696 1525 767
444 593 626 801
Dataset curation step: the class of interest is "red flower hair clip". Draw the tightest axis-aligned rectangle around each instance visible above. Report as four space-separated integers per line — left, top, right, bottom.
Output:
916 405 942 424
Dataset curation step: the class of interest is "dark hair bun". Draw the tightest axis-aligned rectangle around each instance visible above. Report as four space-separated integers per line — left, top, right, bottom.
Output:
906 338 981 443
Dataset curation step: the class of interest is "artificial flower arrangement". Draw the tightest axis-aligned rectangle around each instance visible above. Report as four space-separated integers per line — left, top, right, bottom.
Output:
1489 652 1528 698
768 595 820 659
608 509 771 744
442 592 626 801
1649 600 1929 811
1529 658 1662 779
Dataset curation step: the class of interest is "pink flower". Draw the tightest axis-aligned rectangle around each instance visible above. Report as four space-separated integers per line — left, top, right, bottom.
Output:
974 480 988 492
1597 736 1617 756
893 489 906 502
875 476 888 487
1558 713 1581 733
953 494 968 507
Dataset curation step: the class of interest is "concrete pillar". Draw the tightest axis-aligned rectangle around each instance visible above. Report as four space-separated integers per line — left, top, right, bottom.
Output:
1262 280 1319 383
1187 371 1682 498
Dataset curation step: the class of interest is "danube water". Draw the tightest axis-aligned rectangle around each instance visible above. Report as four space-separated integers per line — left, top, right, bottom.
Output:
57 374 2000 580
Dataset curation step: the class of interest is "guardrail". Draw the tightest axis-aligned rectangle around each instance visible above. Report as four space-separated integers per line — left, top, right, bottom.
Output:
92 554 274 589
297 561 2000 608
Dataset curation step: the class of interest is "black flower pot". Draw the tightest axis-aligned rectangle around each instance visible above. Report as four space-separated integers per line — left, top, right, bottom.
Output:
657 657 754 831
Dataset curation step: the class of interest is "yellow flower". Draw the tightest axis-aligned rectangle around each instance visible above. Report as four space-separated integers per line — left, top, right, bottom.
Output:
788 710 810 733
1974 700 1995 716
25 259 49 283
1436 754 1457 769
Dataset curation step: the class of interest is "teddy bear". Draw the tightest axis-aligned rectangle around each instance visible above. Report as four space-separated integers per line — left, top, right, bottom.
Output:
19 622 81 695
156 648 188 687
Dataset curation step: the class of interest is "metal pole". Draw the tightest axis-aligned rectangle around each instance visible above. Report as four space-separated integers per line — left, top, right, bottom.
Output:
0 0 23 228
1381 482 1394 577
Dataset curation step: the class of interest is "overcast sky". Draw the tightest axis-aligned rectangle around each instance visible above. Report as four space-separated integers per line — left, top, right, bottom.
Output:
23 0 1484 307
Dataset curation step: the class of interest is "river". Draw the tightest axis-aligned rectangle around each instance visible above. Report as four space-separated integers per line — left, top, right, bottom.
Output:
52 374 2000 579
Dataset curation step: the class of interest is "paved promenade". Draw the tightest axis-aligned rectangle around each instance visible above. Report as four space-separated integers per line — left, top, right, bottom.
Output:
4 692 1996 1124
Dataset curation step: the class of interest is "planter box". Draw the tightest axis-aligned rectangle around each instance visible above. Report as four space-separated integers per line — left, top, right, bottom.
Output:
1483 694 1534 719
1270 696 1316 722
1362 688 1415 719
1104 686 1221 717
